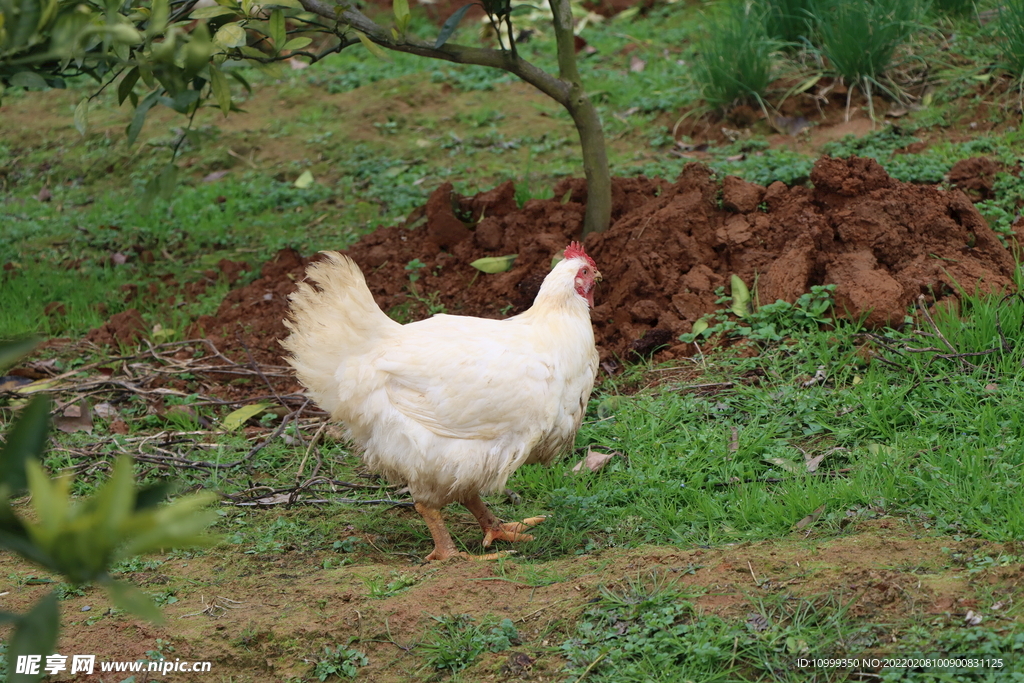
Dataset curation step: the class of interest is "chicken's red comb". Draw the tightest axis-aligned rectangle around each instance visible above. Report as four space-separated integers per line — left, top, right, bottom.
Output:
564 241 597 269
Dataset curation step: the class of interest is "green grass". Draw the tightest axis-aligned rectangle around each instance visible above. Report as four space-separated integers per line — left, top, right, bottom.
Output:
1000 0 1024 78
811 0 923 107
692 2 778 110
561 572 1024 681
419 614 520 673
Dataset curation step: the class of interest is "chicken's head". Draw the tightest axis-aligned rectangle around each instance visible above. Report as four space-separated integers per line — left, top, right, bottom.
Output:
564 241 601 308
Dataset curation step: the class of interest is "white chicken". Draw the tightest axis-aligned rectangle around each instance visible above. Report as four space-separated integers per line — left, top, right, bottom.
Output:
282 243 600 561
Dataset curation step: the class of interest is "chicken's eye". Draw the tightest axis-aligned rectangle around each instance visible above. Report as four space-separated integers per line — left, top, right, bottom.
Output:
582 268 589 275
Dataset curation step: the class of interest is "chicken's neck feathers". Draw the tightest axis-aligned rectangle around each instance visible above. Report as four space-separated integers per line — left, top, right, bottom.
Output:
517 257 592 323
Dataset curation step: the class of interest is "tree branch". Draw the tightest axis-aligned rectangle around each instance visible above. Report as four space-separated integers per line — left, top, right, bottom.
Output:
296 0 570 104
296 0 611 235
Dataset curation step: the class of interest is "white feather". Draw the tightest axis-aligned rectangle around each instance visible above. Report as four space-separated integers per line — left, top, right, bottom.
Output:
282 251 598 509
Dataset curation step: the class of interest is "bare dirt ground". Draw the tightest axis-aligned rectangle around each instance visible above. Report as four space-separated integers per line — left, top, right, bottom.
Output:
1 518 1018 681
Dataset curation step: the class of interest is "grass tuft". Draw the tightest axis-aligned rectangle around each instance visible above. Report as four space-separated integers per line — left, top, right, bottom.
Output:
811 0 922 116
692 1 778 110
999 0 1024 79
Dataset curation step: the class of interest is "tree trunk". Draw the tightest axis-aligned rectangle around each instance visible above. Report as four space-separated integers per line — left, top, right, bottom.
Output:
548 0 610 237
298 0 613 235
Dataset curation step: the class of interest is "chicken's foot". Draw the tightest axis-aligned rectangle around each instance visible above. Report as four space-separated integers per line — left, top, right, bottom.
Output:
462 493 546 548
414 502 513 561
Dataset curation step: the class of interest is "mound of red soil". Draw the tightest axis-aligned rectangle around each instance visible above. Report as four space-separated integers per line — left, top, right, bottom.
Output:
85 309 146 347
167 156 1016 367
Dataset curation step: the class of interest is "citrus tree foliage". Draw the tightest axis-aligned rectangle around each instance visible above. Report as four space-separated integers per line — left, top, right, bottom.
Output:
0 0 325 201
0 0 613 234
0 339 218 682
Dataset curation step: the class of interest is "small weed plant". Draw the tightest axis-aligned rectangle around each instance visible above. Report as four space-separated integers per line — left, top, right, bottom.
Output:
420 614 520 672
681 283 837 344
314 645 369 680
364 572 418 599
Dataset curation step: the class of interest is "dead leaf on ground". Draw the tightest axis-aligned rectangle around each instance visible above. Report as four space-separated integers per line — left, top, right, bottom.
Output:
765 456 803 475
630 56 646 72
109 418 129 435
746 612 770 632
570 448 622 474
793 504 827 531
94 402 118 420
501 652 535 676
54 401 94 434
804 452 826 473
0 376 33 393
773 115 812 136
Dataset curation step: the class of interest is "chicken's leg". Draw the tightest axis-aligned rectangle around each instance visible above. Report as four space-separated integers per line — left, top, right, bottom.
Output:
462 493 545 548
414 502 511 561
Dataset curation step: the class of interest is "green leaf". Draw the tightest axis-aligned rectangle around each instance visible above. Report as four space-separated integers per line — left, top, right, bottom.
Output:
730 274 751 319
263 0 303 7
104 580 164 624
228 70 252 93
148 0 169 36
691 318 709 337
190 4 239 17
8 0 41 48
214 22 247 48
269 8 286 52
118 491 220 557
7 591 59 683
117 66 140 105
508 4 538 13
0 337 40 372
9 71 49 90
222 403 271 430
73 97 89 136
283 36 312 51
0 395 51 494
435 3 475 48
209 65 231 116
393 0 411 32
182 23 215 77
470 254 517 273
293 169 314 188
356 31 392 61
126 89 160 146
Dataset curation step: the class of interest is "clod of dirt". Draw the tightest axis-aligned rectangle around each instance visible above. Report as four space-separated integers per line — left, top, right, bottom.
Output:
93 156 1017 368
722 175 766 213
947 156 998 201
85 308 146 346
426 182 472 250
628 328 674 359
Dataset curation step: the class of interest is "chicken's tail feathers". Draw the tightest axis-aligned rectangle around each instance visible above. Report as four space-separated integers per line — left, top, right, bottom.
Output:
282 251 397 415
